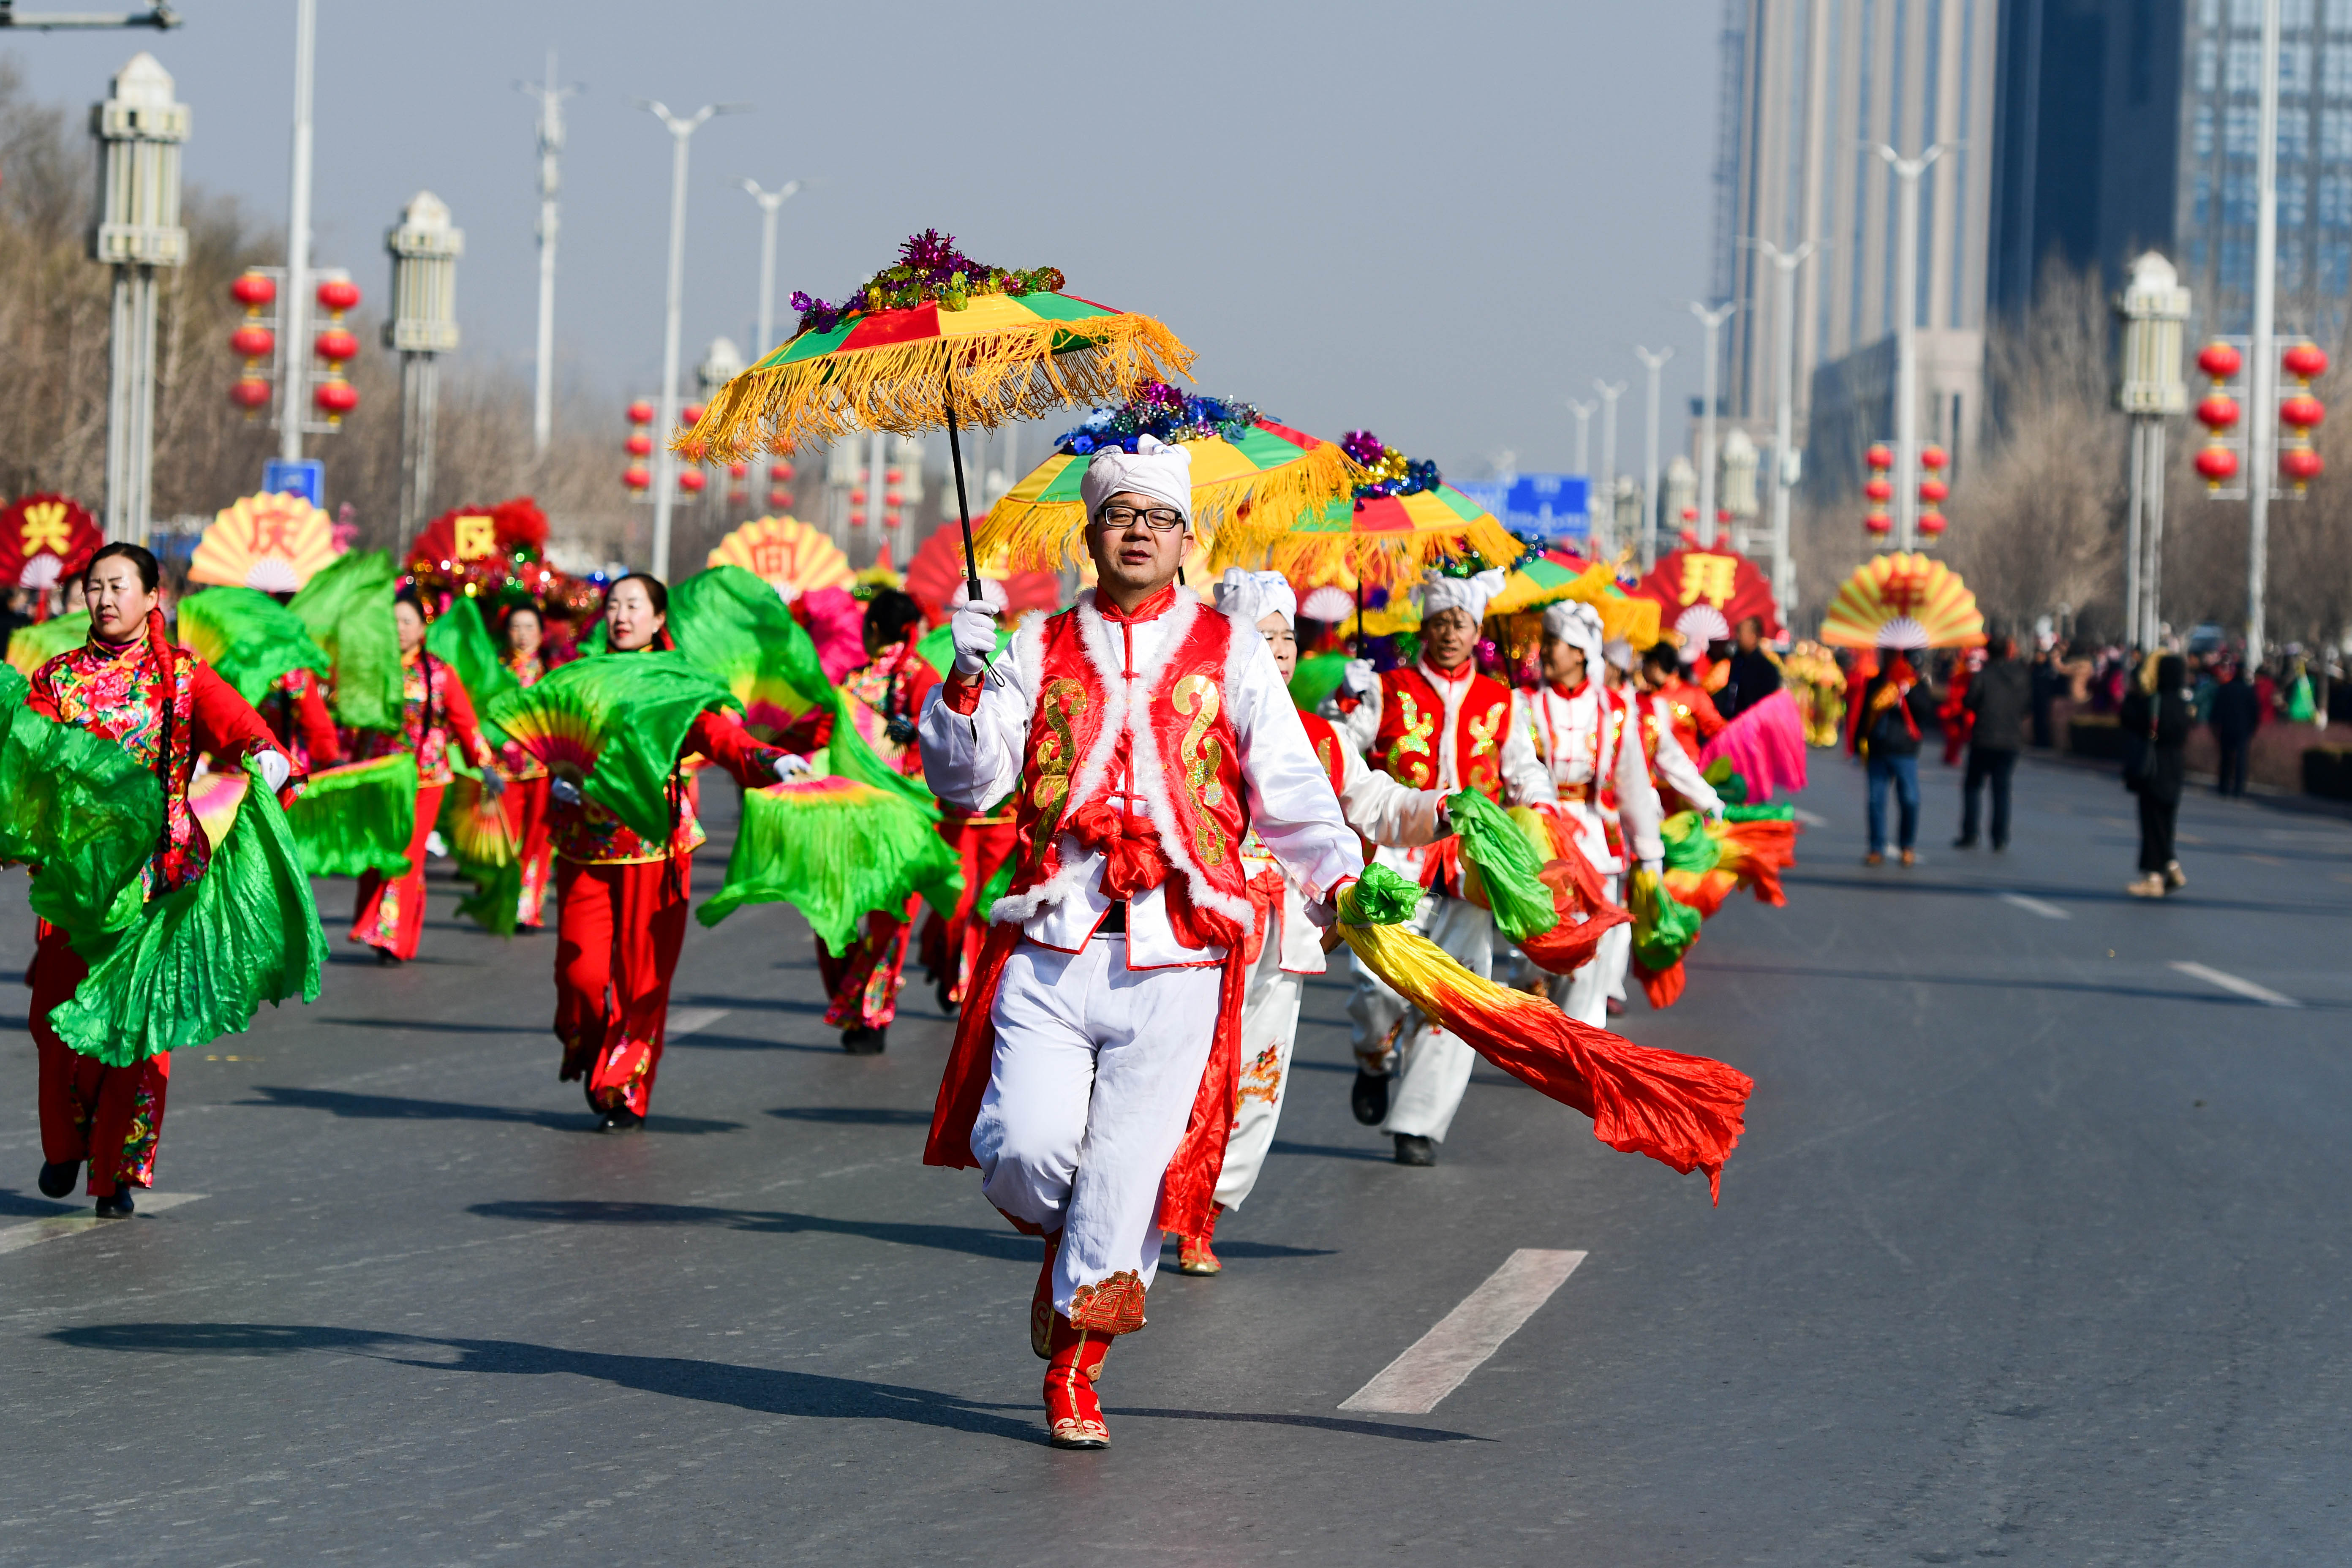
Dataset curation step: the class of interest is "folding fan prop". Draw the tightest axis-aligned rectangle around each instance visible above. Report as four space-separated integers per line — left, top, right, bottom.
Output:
0 494 102 602
1632 544 1781 641
700 775 962 955
485 653 739 843
1818 553 1987 651
191 493 340 592
177 587 332 707
706 515 853 602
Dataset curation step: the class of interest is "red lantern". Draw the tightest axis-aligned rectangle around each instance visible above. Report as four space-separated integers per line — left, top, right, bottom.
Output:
229 377 271 411
2198 342 2243 380
849 488 868 506
1863 476 1894 503
2283 342 2330 381
677 468 708 494
623 465 652 490
313 327 359 364
885 509 902 527
2279 394 2326 432
231 272 277 309
1864 511 1893 535
1918 512 1948 537
727 461 748 480
2194 446 2240 485
1919 444 1949 471
680 403 706 427
316 278 361 313
768 489 792 509
626 400 655 425
625 433 654 458
1918 478 1949 504
313 380 359 419
230 324 275 359
2197 394 2241 430
1680 506 1698 522
772 461 795 483
1865 443 1894 469
2280 446 2324 485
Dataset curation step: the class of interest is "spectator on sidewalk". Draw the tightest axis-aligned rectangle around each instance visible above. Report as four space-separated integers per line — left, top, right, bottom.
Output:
2125 653 2194 898
2210 662 2258 797
1954 635 2028 850
1853 644 1938 867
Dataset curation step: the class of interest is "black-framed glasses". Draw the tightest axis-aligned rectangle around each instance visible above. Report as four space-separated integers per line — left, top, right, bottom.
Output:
1094 505 1186 532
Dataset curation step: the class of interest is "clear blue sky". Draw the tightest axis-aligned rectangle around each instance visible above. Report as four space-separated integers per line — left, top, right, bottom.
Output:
16 0 1718 478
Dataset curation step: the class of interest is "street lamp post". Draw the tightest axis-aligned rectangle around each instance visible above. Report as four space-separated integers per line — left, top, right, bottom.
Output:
1594 379 1626 556
636 96 748 580
91 50 186 544
1690 301 1736 548
1567 397 1595 476
517 54 578 458
2247 0 2283 666
2115 252 2191 652
386 191 462 547
1635 345 1673 569
1747 239 1816 614
277 0 316 466
735 176 799 504
1873 142 1944 550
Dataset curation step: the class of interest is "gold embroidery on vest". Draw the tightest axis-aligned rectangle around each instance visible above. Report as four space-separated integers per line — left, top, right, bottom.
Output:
1386 689 1435 786
1026 678 1087 871
1172 672 1227 866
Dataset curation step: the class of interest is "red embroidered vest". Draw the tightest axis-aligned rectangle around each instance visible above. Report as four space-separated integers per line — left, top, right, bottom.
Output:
1001 594 1254 950
1298 710 1350 795
1370 664 1512 801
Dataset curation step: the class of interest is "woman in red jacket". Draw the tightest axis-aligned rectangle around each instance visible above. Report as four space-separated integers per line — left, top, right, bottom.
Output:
552 574 803 1130
28 543 294 1215
348 591 499 964
500 603 556 930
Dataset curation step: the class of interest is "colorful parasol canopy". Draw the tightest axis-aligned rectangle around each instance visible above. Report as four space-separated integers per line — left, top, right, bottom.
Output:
191 493 340 593
0 494 101 591
705 515 853 601
1262 430 1519 587
1487 550 1618 617
681 230 1194 463
1631 544 1781 640
1820 553 1986 651
980 387 1360 573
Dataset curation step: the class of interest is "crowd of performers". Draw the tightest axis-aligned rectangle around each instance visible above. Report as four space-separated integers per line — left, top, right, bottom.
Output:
13 442 1791 1451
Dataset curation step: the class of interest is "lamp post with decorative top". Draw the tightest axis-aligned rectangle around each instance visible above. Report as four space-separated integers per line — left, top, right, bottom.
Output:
91 50 187 543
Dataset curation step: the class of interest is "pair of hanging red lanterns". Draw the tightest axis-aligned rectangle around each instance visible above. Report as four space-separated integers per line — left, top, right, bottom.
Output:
2194 340 2328 490
226 272 361 421
1859 442 1949 535
622 400 654 493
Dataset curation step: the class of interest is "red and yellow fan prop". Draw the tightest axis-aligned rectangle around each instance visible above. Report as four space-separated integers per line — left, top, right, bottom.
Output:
191 493 340 592
0 494 102 597
1631 545 1780 641
903 520 1059 625
1819 553 1986 651
706 515 853 602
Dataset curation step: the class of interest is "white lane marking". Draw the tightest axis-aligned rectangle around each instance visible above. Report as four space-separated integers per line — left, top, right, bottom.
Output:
0 1192 208 1256
1792 807 1828 827
666 1007 730 1037
2169 961 2300 1009
2000 893 2071 920
1339 1248 1585 1414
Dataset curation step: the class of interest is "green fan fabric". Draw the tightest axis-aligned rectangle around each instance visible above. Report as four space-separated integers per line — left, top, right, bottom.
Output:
176 587 331 706
1658 811 1724 875
699 778 960 954
1337 862 1425 926
289 550 402 732
0 665 162 943
1448 789 1560 942
1724 801 1793 824
1288 651 1350 716
455 858 523 937
485 651 738 844
50 757 326 1066
7 611 91 676
285 754 418 877
974 850 1017 915
1627 868 1702 975
425 597 518 752
1701 757 1751 806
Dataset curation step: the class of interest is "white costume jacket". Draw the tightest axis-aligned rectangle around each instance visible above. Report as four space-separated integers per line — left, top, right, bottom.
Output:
1525 678 1667 875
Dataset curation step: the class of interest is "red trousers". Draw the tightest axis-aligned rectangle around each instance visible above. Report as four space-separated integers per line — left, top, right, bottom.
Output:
919 817 1021 1007
554 854 691 1117
509 776 554 929
352 783 445 960
30 923 168 1198
818 895 921 1030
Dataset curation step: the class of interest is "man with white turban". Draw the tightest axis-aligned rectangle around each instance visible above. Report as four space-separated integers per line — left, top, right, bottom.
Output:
1168 569 1453 1271
1323 566 1553 1166
918 436 1364 1449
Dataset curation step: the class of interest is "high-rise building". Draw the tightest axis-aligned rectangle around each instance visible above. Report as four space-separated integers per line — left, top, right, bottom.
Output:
1991 0 2352 342
1712 0 2003 503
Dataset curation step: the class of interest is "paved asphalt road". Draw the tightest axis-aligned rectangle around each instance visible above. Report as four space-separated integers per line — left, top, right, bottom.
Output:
3 748 2350 1565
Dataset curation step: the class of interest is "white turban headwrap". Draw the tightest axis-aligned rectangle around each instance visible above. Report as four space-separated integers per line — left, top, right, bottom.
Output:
1215 568 1297 629
1541 600 1605 662
1418 567 1506 626
1603 638 1636 673
1079 433 1194 525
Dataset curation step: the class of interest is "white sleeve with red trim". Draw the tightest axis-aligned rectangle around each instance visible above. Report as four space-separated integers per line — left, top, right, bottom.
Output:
1335 741 1446 849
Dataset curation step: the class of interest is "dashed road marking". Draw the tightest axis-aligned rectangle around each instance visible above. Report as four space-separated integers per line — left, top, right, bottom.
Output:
666 1007 730 1037
1999 893 2071 920
1792 808 1828 827
2169 961 2300 1009
1339 1248 1585 1414
0 1192 208 1256
2241 853 2286 866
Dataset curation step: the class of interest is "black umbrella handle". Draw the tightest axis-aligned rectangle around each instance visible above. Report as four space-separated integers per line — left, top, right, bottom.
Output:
944 390 981 600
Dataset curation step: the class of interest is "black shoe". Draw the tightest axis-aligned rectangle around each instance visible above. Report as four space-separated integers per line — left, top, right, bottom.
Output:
93 1190 135 1218
1952 836 1977 849
38 1160 80 1199
1605 996 1626 1017
1991 839 2008 852
935 977 958 1016
1392 1134 1436 1167
840 1026 887 1056
375 947 403 966
596 1107 645 1132
1350 1070 1389 1126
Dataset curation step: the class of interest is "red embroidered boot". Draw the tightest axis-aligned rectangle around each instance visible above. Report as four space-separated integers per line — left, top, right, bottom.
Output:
1176 1203 1224 1276
1030 1230 1060 1360
1043 1312 1111 1450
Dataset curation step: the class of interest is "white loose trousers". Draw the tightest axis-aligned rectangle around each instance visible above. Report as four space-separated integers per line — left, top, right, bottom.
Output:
1552 873 1628 1027
1347 892 1496 1143
972 936 1222 1317
1212 937 1304 1212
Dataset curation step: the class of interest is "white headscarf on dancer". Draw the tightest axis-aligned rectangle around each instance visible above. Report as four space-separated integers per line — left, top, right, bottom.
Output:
1418 567 1506 626
1603 637 1637 674
1215 568 1297 628
1078 433 1194 526
1542 600 1606 666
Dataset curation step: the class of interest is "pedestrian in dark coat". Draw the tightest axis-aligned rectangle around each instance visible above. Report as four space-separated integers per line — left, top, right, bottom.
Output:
2126 653 2194 898
1955 636 2029 849
2210 663 2259 797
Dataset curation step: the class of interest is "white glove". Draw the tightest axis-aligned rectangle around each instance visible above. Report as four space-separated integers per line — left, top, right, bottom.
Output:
253 750 291 794
1340 658 1378 699
773 753 812 782
950 591 1000 676
550 778 583 807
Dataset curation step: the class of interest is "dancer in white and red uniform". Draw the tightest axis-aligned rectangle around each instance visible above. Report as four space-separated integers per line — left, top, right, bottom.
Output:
918 438 1361 1450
